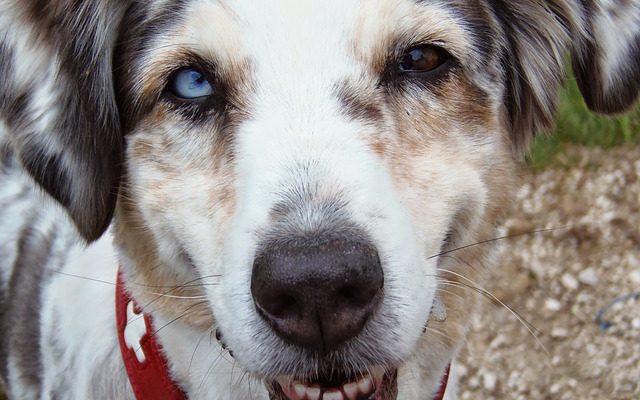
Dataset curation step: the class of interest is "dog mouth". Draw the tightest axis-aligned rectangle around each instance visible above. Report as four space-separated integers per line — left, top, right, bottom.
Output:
268 367 398 400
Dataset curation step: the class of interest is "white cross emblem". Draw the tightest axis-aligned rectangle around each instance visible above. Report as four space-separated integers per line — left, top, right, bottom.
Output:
124 301 148 363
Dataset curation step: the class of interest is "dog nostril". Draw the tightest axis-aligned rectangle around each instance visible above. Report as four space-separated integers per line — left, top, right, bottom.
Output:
259 293 298 319
338 284 378 308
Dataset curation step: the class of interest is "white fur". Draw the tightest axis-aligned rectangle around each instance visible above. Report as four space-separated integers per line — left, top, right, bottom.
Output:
594 0 640 88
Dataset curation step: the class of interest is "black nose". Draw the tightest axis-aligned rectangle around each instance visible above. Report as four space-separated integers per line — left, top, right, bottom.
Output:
251 237 384 352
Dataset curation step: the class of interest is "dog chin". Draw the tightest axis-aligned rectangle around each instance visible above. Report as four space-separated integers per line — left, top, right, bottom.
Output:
268 367 398 400
251 287 448 400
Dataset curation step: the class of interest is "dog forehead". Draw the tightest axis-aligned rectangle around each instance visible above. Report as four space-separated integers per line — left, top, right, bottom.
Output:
178 0 471 71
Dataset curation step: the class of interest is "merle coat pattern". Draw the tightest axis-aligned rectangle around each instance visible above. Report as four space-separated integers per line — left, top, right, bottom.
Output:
0 1 639 399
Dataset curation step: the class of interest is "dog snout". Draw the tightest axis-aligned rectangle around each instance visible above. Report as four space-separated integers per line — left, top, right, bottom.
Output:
251 237 383 352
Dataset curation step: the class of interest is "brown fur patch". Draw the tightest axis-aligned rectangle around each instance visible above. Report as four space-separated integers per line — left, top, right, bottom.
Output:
336 81 386 124
114 99 240 329
114 192 215 330
361 43 515 354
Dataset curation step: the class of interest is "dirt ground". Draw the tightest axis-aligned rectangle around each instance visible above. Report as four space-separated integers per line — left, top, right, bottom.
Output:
458 146 640 400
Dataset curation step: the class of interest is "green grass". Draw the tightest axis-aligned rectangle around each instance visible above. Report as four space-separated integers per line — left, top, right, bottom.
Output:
527 75 640 170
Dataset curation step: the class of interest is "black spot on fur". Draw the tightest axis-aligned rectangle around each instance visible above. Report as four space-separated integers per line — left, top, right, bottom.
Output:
0 39 13 108
4 92 31 130
573 30 640 113
114 0 195 128
449 0 498 65
484 0 575 153
2 0 130 241
0 140 15 173
0 221 54 394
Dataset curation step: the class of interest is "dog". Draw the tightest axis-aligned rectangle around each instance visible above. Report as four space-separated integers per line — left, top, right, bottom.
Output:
0 0 638 399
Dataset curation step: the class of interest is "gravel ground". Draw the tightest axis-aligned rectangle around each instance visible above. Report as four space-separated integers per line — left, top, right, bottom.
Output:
458 146 640 400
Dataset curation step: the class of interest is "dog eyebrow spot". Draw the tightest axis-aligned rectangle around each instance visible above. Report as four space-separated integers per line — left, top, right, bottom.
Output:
335 81 385 124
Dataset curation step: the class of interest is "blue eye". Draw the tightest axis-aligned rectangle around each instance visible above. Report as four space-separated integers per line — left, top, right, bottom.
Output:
170 68 214 99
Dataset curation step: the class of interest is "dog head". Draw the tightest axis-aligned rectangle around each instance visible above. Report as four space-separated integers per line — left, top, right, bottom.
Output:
2 0 638 398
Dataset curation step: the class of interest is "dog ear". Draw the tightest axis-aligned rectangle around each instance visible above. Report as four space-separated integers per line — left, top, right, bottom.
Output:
488 0 582 154
571 2 640 114
490 0 639 155
0 2 129 241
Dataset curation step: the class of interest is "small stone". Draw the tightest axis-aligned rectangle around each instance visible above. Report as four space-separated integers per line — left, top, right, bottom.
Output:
585 344 598 356
561 273 579 290
574 293 590 305
550 383 562 394
489 334 508 349
632 318 640 329
551 327 569 338
578 268 599 286
630 270 640 285
482 372 497 392
507 371 520 389
456 364 469 378
545 298 563 312
468 376 480 389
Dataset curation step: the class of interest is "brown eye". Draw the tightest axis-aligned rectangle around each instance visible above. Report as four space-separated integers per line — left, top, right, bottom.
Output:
399 45 449 73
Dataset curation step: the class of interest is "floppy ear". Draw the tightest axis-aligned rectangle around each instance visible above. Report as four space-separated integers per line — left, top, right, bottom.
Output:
0 1 129 241
488 0 640 154
487 0 580 153
571 1 640 114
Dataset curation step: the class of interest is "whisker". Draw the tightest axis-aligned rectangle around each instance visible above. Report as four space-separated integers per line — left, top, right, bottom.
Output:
436 280 549 356
423 326 452 341
189 328 214 373
128 300 211 365
145 300 210 341
434 287 465 302
437 256 545 339
428 226 568 260
147 292 209 300
49 270 116 286
50 270 217 305
197 348 228 395
50 269 221 289
139 275 220 310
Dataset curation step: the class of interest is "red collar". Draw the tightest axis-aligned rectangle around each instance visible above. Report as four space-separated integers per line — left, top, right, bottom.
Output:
434 364 450 400
116 270 450 400
116 271 187 400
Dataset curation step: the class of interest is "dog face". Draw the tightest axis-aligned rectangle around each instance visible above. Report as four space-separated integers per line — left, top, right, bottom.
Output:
1 0 638 398
114 1 515 396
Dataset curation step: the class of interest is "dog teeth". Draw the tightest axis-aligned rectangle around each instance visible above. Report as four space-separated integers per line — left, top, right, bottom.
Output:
357 376 373 395
322 389 343 400
342 382 358 400
294 383 307 397
307 385 321 400
277 372 377 400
